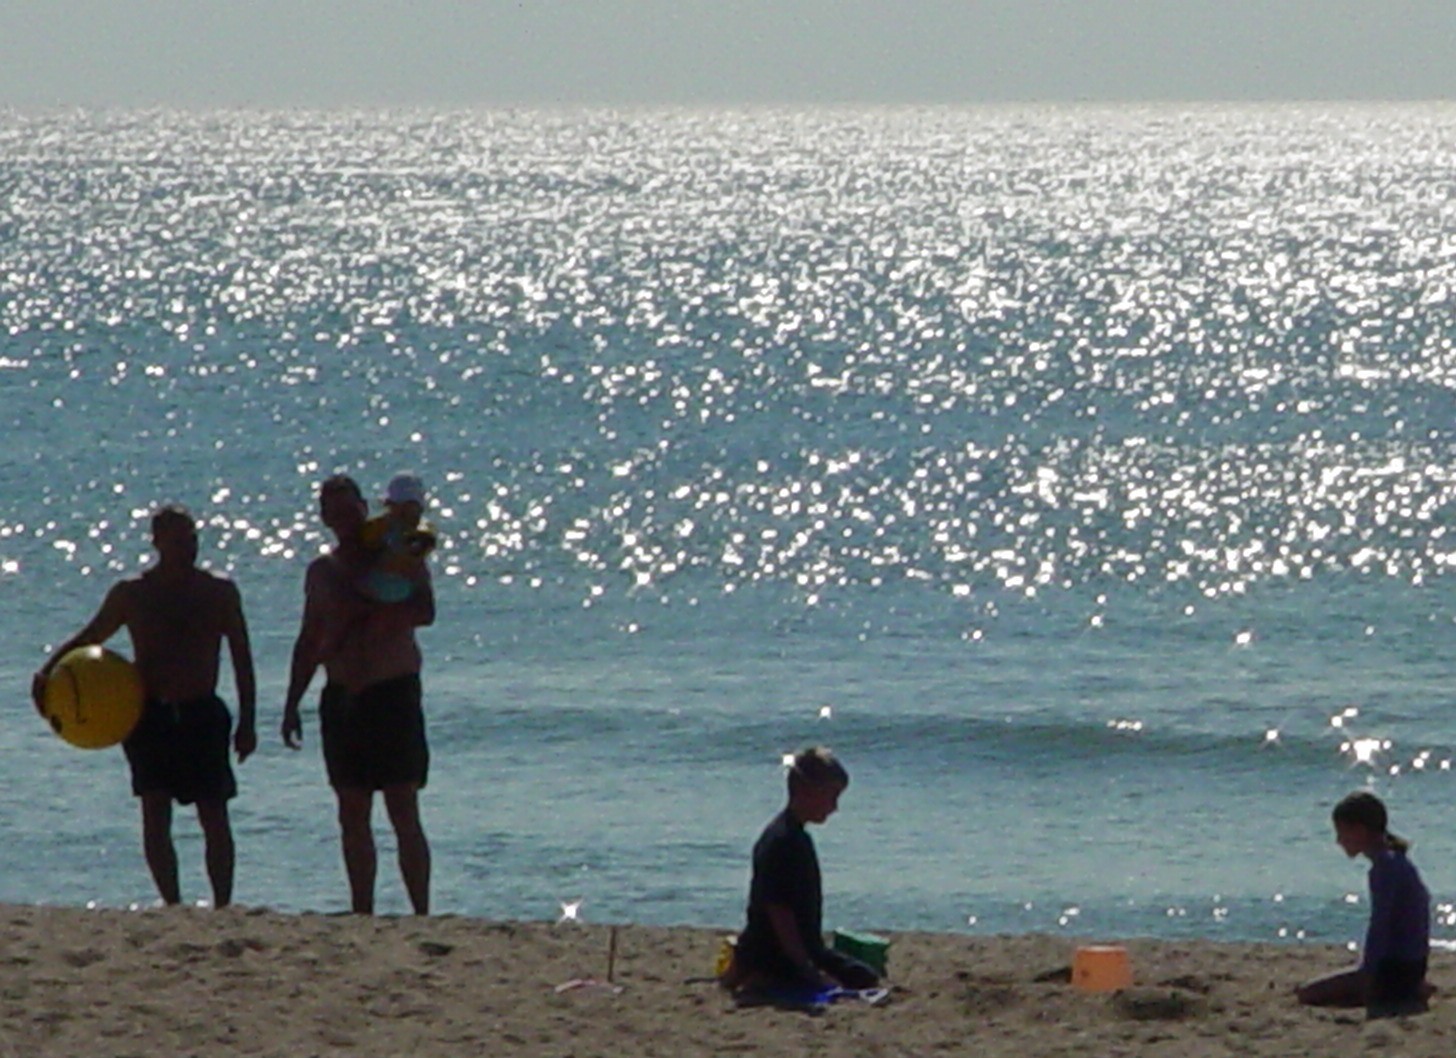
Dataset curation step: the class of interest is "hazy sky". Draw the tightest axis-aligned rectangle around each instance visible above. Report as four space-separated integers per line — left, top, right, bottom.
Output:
2 0 1453 108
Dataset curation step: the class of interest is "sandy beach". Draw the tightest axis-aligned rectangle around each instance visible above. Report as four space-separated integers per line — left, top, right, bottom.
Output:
0 904 1448 1057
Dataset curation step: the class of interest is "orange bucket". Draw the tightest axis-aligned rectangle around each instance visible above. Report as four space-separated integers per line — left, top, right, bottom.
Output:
1072 945 1133 992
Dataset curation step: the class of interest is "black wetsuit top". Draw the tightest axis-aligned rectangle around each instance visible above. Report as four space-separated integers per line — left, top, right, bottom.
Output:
735 809 825 976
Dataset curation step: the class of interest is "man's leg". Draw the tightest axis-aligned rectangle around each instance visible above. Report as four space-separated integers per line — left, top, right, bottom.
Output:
383 782 430 915
335 787 376 914
195 800 235 908
139 792 181 905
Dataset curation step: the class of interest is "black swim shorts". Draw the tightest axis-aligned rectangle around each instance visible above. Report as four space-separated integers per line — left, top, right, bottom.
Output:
122 695 237 805
319 673 429 791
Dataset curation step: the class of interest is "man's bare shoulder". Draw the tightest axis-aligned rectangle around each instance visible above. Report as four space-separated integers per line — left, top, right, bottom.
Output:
304 553 338 576
135 566 238 606
303 552 348 590
196 567 243 598
102 576 142 611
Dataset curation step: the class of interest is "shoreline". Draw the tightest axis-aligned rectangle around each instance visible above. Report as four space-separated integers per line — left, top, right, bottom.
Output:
2 903 1450 1056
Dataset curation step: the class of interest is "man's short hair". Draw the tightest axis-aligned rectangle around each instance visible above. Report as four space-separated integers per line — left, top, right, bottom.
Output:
150 504 196 536
320 474 364 503
787 746 849 793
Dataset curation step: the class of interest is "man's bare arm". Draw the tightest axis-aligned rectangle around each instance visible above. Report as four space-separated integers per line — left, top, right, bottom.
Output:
30 583 130 713
222 581 258 762
281 567 326 749
402 565 435 627
363 564 435 631
765 903 837 987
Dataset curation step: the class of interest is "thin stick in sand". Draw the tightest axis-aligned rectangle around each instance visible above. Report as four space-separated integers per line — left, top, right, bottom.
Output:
554 925 624 994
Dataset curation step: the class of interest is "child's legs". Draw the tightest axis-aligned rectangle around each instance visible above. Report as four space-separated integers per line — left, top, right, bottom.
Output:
1297 967 1366 1007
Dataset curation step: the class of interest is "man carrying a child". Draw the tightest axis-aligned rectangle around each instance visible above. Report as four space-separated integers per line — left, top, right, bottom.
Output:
281 473 435 914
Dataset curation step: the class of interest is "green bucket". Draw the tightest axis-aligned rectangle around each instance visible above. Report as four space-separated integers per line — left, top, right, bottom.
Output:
832 929 889 976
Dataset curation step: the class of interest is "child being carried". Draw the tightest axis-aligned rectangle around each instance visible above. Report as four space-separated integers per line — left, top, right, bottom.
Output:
360 473 437 603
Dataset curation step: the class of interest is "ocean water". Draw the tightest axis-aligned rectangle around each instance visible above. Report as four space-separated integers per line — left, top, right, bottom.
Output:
3 104 1456 951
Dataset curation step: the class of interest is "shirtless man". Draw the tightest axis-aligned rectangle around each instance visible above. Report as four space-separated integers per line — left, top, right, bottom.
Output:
282 474 435 914
32 505 257 907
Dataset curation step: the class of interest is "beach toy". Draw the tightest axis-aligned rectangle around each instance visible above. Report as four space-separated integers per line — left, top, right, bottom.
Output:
832 929 889 976
737 985 891 1012
714 934 737 977
41 645 144 749
1071 944 1133 992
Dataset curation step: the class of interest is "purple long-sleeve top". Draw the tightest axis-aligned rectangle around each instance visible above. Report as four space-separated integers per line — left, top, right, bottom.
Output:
1362 846 1430 970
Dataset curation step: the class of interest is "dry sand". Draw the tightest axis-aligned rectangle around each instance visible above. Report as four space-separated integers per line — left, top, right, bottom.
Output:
0 903 1449 1057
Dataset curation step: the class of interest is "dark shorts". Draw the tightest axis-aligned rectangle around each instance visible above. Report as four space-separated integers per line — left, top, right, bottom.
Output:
1368 957 1428 1019
122 695 237 805
320 674 429 792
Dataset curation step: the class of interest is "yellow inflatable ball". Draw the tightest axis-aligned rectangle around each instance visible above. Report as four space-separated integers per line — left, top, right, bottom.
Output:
42 646 144 749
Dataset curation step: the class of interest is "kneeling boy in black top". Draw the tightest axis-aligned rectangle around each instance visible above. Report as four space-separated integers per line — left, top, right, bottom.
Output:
727 746 880 992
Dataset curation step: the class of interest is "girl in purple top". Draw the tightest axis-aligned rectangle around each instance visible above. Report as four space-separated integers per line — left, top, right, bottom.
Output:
1297 791 1431 1018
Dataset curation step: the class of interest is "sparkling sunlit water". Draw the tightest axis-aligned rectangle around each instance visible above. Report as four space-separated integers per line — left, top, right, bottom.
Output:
4 105 1456 947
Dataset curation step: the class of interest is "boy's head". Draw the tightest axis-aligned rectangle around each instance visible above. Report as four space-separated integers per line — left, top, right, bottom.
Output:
385 473 426 523
786 746 849 824
150 504 198 565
